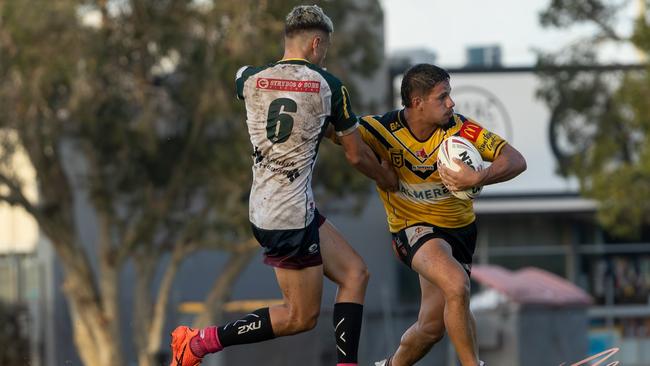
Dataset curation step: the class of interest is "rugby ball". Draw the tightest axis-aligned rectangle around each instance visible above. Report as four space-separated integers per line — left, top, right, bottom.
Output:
436 136 484 200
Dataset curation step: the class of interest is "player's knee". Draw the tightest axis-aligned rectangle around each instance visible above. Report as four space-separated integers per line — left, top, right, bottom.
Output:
287 307 320 333
351 263 370 288
444 280 470 304
295 310 319 332
339 261 370 290
303 311 320 330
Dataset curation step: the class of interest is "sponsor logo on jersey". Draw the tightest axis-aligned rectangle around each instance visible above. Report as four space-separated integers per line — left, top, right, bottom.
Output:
398 182 452 202
308 243 319 254
476 130 501 156
390 148 404 168
257 78 269 89
412 164 436 172
459 121 483 142
256 78 320 93
415 148 428 160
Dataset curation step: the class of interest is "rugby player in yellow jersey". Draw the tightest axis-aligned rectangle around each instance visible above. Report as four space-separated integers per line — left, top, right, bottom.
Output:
357 64 526 366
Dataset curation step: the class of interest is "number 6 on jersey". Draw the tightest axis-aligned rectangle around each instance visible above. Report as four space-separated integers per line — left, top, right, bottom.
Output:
266 98 297 143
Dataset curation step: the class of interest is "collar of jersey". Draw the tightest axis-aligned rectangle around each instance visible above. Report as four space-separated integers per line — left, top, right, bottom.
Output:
277 58 311 65
399 109 433 143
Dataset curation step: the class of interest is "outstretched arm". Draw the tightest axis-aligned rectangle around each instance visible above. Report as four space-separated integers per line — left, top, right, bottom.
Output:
330 127 398 192
324 124 340 144
439 144 526 192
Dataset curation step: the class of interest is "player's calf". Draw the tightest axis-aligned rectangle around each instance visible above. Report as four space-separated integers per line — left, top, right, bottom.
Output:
181 307 276 362
333 302 363 366
414 320 445 346
272 303 321 336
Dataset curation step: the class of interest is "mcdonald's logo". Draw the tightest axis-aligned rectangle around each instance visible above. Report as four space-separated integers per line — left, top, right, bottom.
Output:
459 121 483 142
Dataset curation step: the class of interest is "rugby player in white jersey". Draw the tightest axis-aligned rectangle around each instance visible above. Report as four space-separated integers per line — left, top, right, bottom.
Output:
169 5 398 366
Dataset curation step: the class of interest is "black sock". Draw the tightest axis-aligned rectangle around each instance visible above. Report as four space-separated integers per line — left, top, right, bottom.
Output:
333 302 363 364
217 307 275 347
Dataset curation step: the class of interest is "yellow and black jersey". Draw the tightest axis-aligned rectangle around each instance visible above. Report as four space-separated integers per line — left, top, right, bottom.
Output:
359 110 507 232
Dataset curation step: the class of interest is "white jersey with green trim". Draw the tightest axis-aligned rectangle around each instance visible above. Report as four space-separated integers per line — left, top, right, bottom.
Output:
236 59 358 230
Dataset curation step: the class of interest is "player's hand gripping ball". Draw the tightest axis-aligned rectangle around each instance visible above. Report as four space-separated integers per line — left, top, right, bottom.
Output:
437 136 484 200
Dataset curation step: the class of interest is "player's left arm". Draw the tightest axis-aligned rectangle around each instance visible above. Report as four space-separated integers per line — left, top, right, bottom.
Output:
440 143 526 191
439 119 526 191
475 143 527 186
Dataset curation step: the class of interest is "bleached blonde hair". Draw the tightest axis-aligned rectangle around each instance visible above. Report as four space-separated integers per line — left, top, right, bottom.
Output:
285 5 334 37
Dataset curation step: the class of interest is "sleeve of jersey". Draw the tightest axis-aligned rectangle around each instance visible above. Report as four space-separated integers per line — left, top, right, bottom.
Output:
458 119 507 162
330 81 359 136
235 66 251 100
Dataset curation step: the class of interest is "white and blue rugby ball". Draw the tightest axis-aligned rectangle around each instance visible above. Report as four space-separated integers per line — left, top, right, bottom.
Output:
436 136 484 200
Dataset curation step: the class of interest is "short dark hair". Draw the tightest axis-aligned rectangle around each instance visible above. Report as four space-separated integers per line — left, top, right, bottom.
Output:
284 5 334 37
400 64 450 107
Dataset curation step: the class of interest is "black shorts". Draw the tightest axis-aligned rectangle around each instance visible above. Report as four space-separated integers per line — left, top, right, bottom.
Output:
391 222 477 275
252 211 327 270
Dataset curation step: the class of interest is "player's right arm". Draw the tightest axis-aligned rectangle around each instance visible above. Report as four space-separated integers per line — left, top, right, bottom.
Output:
338 130 398 191
327 83 397 191
235 65 255 100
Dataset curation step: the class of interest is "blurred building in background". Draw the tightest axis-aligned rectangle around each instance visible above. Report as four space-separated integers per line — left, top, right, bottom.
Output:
388 48 438 70
465 45 502 68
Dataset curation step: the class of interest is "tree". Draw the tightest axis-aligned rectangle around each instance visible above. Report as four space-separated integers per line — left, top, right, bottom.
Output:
0 1 383 365
537 0 650 238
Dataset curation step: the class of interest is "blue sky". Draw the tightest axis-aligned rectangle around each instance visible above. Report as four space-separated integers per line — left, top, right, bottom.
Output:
378 0 643 67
